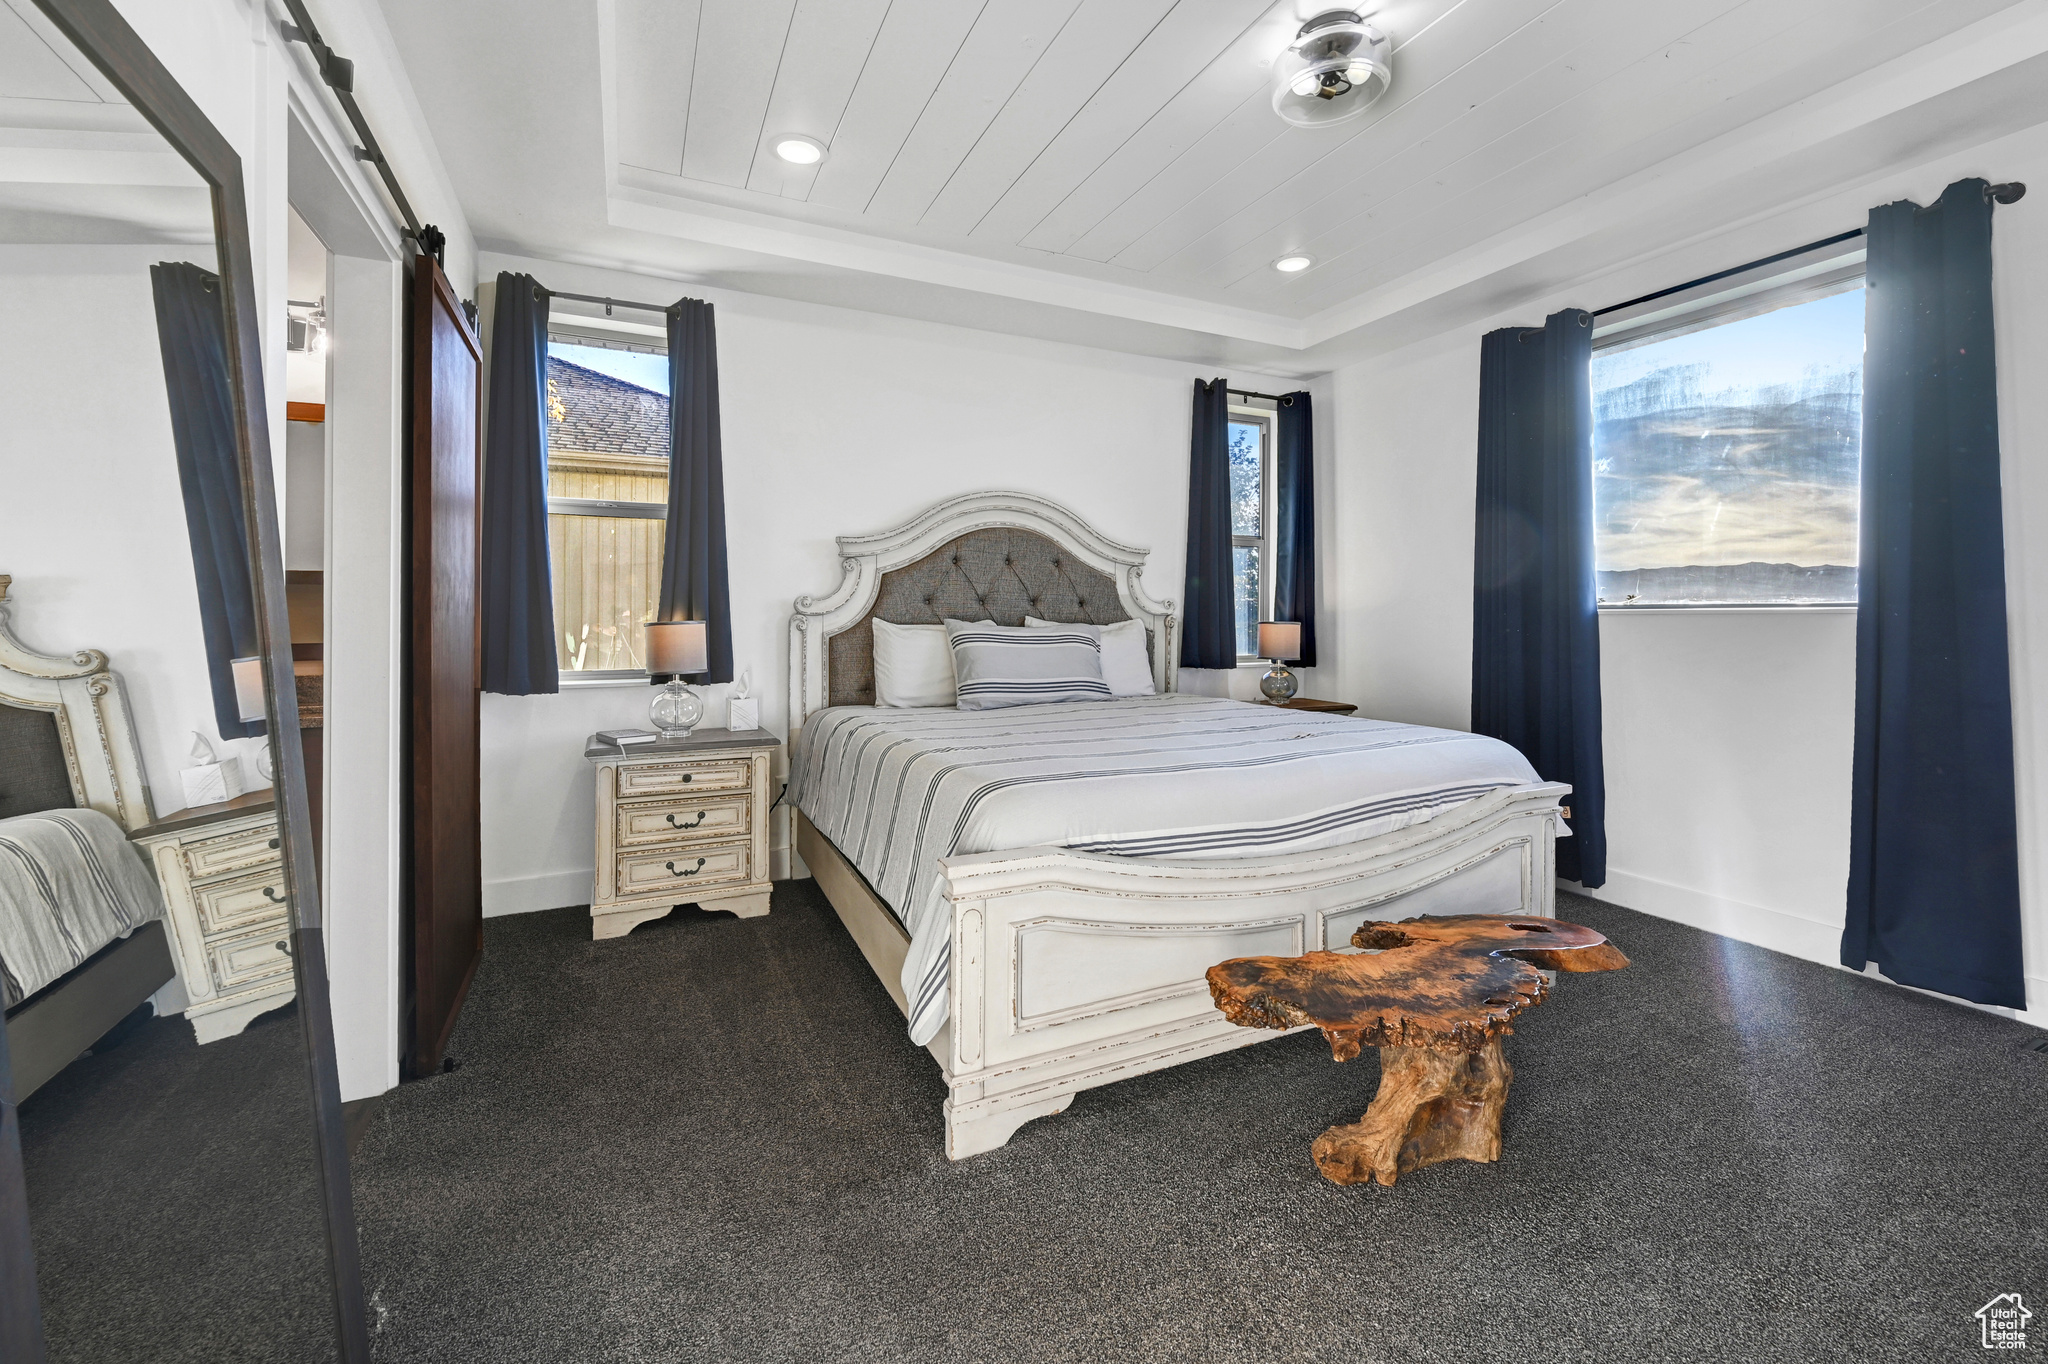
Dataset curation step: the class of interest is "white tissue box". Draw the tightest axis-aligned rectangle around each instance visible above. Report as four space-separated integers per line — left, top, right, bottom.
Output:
726 697 759 732
180 758 244 808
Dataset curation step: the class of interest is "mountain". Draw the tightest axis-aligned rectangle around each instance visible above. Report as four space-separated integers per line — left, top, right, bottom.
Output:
1597 562 1856 605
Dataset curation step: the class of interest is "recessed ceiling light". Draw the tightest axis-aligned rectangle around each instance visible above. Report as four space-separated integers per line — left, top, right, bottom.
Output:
1273 255 1313 273
773 134 826 166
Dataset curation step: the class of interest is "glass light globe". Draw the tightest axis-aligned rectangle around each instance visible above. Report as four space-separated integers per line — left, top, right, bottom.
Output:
650 679 703 740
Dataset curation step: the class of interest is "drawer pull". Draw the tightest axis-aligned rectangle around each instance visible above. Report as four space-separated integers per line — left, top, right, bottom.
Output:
262 886 286 904
267 838 280 850
665 857 708 878
680 773 693 783
666 810 708 830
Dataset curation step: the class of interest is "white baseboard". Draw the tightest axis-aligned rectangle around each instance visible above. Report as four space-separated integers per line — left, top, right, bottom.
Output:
1567 866 2048 1031
483 869 592 918
484 844 796 919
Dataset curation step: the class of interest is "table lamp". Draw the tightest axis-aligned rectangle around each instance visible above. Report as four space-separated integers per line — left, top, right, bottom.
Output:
645 621 708 739
1257 622 1301 703
229 655 274 780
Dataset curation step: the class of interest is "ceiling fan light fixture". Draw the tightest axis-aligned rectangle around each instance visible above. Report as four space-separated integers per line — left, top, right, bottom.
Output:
1272 11 1391 128
773 134 827 166
1273 255 1314 273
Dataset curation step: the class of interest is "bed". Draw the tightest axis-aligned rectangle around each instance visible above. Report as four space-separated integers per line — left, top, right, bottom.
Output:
0 575 174 1100
787 492 1567 1158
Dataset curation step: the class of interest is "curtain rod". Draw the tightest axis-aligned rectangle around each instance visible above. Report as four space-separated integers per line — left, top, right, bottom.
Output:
1228 387 1298 405
546 289 672 317
1593 182 2025 318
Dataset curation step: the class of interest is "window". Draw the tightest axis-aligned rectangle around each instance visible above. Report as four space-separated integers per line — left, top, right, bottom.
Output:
1229 403 1274 658
544 337 670 676
1592 269 1864 606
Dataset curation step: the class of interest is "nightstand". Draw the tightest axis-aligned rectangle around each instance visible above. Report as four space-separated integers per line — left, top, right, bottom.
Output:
130 792 295 1044
1263 697 1359 716
584 728 784 941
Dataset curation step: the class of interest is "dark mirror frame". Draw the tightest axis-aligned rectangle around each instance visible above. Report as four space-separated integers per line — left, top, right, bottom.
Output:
0 1 370 1359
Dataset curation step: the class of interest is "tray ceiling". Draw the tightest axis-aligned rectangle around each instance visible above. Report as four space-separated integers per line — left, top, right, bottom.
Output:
383 0 2048 369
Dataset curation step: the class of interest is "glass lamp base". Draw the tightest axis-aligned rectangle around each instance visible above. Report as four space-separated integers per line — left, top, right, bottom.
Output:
650 679 703 739
1259 664 1299 703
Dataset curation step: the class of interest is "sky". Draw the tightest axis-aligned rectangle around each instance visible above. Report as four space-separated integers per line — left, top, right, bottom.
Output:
1593 287 1865 396
549 341 669 395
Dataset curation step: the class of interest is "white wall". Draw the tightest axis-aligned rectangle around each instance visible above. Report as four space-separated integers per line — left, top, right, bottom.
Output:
0 244 270 804
1322 120 2048 1028
475 250 1313 915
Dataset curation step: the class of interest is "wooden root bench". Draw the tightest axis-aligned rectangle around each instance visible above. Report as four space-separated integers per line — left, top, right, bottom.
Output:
1207 914 1628 1187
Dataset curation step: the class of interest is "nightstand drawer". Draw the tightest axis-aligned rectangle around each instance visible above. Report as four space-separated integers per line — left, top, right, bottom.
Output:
614 840 752 898
206 927 294 994
183 823 282 881
194 867 291 935
616 794 751 850
613 759 751 799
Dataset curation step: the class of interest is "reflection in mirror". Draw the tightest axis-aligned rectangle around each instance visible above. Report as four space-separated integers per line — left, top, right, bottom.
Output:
0 2 337 1359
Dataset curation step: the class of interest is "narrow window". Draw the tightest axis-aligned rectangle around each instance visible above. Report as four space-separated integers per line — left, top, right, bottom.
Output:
1592 263 1864 607
1229 402 1274 659
543 337 670 676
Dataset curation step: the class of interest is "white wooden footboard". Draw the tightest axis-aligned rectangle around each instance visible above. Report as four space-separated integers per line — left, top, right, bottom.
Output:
933 782 1568 1158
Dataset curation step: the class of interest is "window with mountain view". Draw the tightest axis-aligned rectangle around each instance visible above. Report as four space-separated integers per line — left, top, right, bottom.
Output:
1591 287 1864 606
544 339 671 674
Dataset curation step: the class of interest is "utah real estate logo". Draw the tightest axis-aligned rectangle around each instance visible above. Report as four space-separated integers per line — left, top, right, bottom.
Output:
1978 1294 2032 1350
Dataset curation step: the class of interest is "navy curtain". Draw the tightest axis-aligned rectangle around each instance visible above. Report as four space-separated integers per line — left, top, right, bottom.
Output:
1181 378 1236 669
1273 391 1318 668
480 272 559 695
1472 308 1605 886
658 299 732 684
151 262 264 740
1841 178 2024 1007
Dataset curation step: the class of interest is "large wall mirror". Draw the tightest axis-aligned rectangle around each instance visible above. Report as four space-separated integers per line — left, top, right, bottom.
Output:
0 0 368 1359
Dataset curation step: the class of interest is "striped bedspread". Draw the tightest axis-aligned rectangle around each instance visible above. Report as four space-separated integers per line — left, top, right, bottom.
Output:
0 808 164 1008
789 694 1548 1045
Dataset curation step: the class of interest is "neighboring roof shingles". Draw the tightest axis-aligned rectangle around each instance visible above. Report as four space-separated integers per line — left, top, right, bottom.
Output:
547 357 668 460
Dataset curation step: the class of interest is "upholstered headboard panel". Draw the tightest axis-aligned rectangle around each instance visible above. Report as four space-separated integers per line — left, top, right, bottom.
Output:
0 701 76 821
827 528 1131 707
792 491 1178 730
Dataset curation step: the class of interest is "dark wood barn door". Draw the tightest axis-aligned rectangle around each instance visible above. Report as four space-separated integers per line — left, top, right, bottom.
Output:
405 252 482 1076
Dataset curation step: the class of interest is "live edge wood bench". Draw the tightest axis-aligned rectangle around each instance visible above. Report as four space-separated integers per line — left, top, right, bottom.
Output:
1207 915 1628 1187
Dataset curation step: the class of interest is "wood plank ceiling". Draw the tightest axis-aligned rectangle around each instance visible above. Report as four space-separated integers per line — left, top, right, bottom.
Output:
610 0 2017 318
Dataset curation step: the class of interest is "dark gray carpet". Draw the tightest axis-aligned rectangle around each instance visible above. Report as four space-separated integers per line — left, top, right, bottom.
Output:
18 1000 338 1363
350 885 2048 1363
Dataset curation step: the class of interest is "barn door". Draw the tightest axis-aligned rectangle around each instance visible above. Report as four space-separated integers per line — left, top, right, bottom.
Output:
405 251 482 1076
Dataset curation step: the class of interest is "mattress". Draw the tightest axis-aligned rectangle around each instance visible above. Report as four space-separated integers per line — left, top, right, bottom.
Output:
0 807 165 1008
788 694 1549 1044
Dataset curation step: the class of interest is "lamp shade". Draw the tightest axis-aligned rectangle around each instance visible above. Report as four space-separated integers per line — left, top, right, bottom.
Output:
645 620 708 677
1257 621 1302 662
229 656 266 723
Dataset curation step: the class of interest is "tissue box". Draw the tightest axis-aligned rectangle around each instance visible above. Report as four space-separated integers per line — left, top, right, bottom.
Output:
180 758 244 808
727 697 759 732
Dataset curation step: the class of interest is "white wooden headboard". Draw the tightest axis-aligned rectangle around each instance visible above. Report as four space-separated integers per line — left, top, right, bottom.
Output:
788 491 1178 736
0 575 155 831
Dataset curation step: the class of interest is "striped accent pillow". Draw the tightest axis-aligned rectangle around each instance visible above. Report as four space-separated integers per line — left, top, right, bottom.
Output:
943 620 1111 710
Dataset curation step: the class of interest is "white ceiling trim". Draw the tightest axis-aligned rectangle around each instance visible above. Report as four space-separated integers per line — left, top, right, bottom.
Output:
606 181 1311 349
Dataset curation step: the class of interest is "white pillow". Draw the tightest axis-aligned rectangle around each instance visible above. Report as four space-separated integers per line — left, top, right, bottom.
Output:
871 618 992 707
1026 617 1156 697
